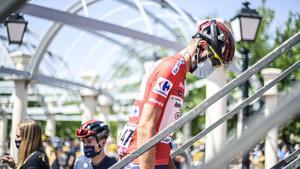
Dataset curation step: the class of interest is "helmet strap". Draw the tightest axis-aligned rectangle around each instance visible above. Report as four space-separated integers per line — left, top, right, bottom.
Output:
94 136 103 152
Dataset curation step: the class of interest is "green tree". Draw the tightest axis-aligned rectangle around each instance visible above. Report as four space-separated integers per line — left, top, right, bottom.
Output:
272 12 300 91
55 120 81 139
241 2 300 144
182 80 206 136
272 12 300 144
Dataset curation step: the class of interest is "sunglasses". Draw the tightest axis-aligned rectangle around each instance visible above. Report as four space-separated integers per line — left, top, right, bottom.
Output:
197 47 223 68
208 46 223 68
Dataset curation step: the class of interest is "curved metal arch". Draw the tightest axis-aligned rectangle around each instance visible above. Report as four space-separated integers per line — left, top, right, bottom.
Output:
99 13 193 83
133 0 153 34
81 1 192 71
59 5 130 71
26 0 98 78
70 17 153 73
64 3 167 72
150 0 197 24
94 20 180 84
78 31 144 72
89 17 161 82
120 0 182 39
80 0 89 16
163 9 191 43
85 16 157 67
27 0 190 79
63 1 173 71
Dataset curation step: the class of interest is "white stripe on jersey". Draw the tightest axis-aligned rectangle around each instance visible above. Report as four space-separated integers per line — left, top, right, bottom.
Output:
136 60 162 100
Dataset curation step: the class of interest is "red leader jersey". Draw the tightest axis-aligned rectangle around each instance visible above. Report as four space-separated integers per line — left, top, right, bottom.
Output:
117 53 187 165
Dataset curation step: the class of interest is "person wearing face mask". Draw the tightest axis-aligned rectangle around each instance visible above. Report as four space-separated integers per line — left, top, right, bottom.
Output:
117 18 235 169
74 120 117 169
0 119 50 169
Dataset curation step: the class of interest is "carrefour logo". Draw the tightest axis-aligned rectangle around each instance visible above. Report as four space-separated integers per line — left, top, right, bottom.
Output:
161 80 171 91
153 77 173 98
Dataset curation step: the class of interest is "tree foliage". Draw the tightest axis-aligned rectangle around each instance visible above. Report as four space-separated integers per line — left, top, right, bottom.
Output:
272 12 300 91
182 82 206 136
233 1 300 143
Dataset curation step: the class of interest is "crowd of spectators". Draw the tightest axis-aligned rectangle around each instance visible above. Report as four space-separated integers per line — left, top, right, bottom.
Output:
0 119 299 169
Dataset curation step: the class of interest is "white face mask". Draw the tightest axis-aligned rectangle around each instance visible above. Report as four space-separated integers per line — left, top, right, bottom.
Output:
192 59 214 78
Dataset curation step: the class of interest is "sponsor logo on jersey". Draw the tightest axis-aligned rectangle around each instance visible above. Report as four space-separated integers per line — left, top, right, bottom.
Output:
174 111 182 119
174 101 182 108
171 58 184 75
160 136 172 144
177 90 183 97
149 97 164 107
179 82 184 89
153 77 173 98
129 106 139 117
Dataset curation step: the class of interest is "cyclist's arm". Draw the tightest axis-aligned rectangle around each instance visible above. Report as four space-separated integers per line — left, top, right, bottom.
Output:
137 103 162 169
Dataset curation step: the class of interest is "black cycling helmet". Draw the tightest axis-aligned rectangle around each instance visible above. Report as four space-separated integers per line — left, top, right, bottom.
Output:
76 120 109 139
192 19 235 64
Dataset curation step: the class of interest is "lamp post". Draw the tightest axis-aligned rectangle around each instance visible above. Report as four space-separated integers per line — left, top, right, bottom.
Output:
230 2 261 42
4 13 27 44
230 2 262 169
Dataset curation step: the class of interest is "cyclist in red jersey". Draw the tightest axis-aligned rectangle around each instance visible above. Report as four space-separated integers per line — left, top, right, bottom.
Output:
117 19 235 169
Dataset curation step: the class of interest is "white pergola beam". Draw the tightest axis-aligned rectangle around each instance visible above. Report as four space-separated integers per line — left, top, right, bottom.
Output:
19 3 184 51
0 66 100 93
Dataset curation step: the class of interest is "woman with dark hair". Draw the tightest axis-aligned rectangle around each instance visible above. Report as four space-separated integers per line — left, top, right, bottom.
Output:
0 119 50 169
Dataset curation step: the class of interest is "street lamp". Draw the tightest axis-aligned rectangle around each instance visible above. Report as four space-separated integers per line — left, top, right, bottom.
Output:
5 13 27 44
230 2 262 169
230 1 262 42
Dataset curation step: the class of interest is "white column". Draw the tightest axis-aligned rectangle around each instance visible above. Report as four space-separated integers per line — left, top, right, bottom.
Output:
45 97 57 137
114 104 127 143
183 122 191 142
205 67 227 162
237 109 243 138
261 68 281 169
0 100 9 156
98 95 112 124
80 71 99 123
98 95 112 154
10 52 31 160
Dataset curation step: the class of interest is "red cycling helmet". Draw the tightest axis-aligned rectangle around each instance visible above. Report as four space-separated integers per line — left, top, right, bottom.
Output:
76 120 109 139
193 19 235 64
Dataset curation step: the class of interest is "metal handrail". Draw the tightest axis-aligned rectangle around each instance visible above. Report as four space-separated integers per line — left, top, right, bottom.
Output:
283 156 300 169
199 84 300 169
171 61 300 159
109 32 300 169
271 149 300 169
182 149 193 169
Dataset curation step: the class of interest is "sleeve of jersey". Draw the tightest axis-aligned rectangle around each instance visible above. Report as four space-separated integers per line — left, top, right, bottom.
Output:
145 65 175 109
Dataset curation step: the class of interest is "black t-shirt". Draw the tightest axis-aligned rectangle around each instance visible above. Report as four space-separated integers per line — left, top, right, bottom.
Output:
92 156 117 169
21 151 50 169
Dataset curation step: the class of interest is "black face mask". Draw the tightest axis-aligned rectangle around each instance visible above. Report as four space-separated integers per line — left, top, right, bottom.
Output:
15 140 21 149
83 145 102 158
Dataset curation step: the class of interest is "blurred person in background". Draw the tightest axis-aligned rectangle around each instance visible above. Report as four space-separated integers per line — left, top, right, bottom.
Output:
0 119 49 169
50 136 67 169
63 137 79 169
277 144 290 160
